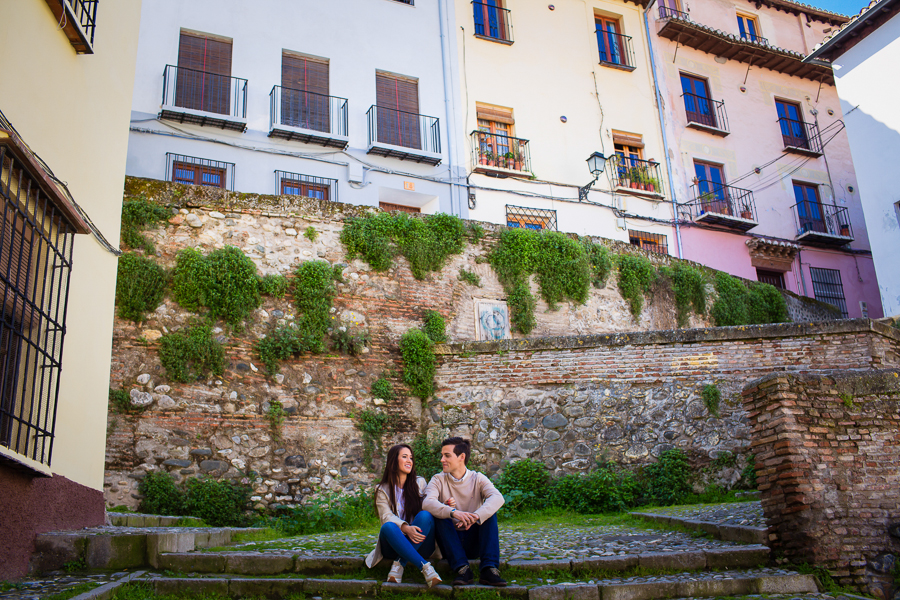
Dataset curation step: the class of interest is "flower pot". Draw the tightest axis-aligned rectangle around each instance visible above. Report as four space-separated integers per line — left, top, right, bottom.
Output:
741 210 752 219
840 225 850 236
646 184 655 193
630 181 640 189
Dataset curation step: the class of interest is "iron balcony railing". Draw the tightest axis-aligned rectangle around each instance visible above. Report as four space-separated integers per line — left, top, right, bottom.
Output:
269 86 348 137
792 201 853 239
166 153 235 191
275 170 339 203
162 64 248 119
473 2 513 42
688 181 756 219
610 155 664 195
659 5 690 19
682 92 729 132
778 118 823 154
596 29 636 69
66 0 98 47
367 105 441 154
740 31 769 45
471 131 531 173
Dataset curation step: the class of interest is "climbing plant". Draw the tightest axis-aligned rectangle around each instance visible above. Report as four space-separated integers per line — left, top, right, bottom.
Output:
293 260 339 352
258 274 289 298
400 328 436 400
171 246 261 326
583 238 613 289
120 197 170 254
711 272 788 326
616 254 657 319
422 310 447 343
340 212 467 279
660 263 708 327
371 375 395 403
701 383 721 417
115 253 167 322
159 324 225 383
255 324 319 374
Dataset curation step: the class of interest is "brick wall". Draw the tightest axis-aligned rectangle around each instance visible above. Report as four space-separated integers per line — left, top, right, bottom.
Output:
742 369 900 597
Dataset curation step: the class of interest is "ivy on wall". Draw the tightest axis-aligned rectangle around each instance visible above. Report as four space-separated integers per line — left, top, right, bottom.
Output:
115 253 168 322
171 246 261 326
159 324 225 382
120 197 170 254
711 272 788 326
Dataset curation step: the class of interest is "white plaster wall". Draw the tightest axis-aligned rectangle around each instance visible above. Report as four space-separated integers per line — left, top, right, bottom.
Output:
830 12 900 316
126 0 467 215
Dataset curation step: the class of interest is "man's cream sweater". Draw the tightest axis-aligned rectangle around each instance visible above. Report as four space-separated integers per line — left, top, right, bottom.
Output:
423 469 505 523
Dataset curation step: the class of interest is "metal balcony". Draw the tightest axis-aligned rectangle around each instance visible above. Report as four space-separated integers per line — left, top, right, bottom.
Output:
596 29 636 71
609 155 665 197
268 86 349 149
366 105 442 166
159 65 248 132
779 118 824 156
683 92 729 136
659 5 690 20
43 0 97 54
792 201 853 246
684 181 758 231
471 131 531 177
473 2 514 44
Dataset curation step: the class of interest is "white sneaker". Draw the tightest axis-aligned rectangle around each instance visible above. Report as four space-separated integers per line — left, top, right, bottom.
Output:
387 560 404 583
421 562 442 588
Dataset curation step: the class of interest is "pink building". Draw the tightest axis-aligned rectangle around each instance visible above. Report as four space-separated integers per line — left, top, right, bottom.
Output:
647 0 883 318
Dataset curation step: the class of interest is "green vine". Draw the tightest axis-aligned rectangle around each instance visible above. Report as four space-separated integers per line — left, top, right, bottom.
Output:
115 253 168 322
660 263 708 327
701 383 721 417
467 222 486 243
458 268 482 287
266 400 286 441
616 254 658 319
255 325 318 374
258 274 289 298
304 226 318 242
583 238 613 288
351 409 393 469
171 246 261 326
120 197 169 254
159 324 225 383
400 328 436 400
340 212 467 279
371 376 395 403
422 310 447 343
711 272 789 326
293 260 339 352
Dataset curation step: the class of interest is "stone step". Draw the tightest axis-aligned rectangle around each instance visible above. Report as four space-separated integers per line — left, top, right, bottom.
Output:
141 570 817 600
106 512 203 527
630 512 768 545
156 545 770 576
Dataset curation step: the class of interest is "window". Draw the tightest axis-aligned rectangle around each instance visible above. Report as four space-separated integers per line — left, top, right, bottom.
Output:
680 74 717 129
809 267 848 317
793 182 825 234
380 202 420 214
596 17 632 68
276 170 337 202
166 153 234 191
375 72 421 150
474 1 511 42
756 269 785 289
629 230 668 255
175 31 234 115
281 52 330 133
659 0 682 18
737 13 763 43
776 100 809 149
475 104 527 171
694 160 729 213
506 205 557 231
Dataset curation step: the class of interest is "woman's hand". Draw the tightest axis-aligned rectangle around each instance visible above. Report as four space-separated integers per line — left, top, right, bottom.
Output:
445 496 457 508
400 523 426 544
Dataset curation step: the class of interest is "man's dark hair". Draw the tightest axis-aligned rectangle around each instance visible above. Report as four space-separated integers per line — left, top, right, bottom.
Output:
441 437 471 464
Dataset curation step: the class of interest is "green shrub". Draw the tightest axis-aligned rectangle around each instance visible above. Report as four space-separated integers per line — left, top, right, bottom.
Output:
641 449 692 506
412 434 443 479
159 324 225 383
713 272 789 326
340 212 467 279
255 325 318 374
507 282 537 334
138 471 186 516
467 222 486 243
171 246 261 325
400 328 435 400
266 488 377 535
701 383 721 417
660 263 708 327
617 254 657 319
108 387 144 414
304 226 318 242
182 477 252 527
293 260 338 352
458 268 482 287
740 455 757 489
748 282 789 324
115 253 167 322
494 458 550 512
549 464 641 513
258 274 289 298
330 328 370 356
371 376 395 403
583 239 613 288
120 197 169 254
422 310 447 343
170 247 205 311
266 400 286 441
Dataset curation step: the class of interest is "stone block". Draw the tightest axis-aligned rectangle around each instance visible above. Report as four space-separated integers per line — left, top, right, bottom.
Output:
157 516 180 526
224 552 294 575
717 524 768 544
147 533 196 568
156 552 225 573
599 581 680 600
572 556 638 573
530 584 600 600
382 582 453 597
754 574 818 594
507 559 571 572
294 555 365 574
704 546 769 569
303 578 378 596
637 551 705 571
229 578 305 597
152 578 229 596
30 534 87 574
204 529 231 548
676 577 754 598
86 534 147 570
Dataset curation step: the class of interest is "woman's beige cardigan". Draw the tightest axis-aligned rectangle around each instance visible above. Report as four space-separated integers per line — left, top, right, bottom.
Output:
364 476 441 567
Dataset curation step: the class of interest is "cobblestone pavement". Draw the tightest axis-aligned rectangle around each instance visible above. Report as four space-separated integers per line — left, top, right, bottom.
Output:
0 571 133 600
635 502 765 528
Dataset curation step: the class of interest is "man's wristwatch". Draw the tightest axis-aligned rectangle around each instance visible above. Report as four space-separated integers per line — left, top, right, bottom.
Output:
450 508 456 514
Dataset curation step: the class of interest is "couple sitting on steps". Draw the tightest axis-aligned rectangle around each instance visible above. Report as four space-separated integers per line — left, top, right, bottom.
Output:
364 437 506 589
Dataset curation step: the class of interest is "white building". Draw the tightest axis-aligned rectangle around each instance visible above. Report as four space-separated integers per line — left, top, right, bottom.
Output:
126 0 468 216
806 0 900 317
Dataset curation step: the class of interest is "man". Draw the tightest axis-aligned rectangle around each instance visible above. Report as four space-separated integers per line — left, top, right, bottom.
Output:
423 437 507 587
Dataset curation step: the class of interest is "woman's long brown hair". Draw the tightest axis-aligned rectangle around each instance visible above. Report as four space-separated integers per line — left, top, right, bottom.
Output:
378 444 423 521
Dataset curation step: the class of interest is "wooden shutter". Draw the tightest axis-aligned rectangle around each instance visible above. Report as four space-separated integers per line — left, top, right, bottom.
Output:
281 53 330 132
176 31 233 115
0 201 36 329
375 72 421 149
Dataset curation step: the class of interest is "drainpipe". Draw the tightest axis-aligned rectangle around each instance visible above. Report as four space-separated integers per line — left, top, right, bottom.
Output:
643 2 683 259
438 0 462 216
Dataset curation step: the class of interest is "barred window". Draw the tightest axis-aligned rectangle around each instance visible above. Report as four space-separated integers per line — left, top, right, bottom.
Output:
166 153 234 191
506 205 557 231
276 170 338 202
809 267 848 318
629 230 668 255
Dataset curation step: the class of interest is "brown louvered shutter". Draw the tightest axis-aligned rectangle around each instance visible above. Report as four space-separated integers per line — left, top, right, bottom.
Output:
281 54 330 133
176 32 233 115
0 201 35 328
375 72 420 149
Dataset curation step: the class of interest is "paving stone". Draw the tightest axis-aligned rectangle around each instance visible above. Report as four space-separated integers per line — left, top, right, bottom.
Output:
295 555 366 574
755 573 818 594
152 578 229 596
675 577 755 598
530 583 600 600
704 546 769 569
508 559 572 572
224 552 294 574
228 578 305 596
573 556 638 573
600 580 681 600
303 578 378 596
85 534 146 570
638 551 705 571
147 532 196 567
156 552 226 573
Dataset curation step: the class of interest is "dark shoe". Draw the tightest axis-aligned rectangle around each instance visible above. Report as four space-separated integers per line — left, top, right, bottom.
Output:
452 565 475 586
479 567 508 587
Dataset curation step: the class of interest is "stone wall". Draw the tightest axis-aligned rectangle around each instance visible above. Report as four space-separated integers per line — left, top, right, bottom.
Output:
781 289 843 323
431 321 900 478
742 369 900 598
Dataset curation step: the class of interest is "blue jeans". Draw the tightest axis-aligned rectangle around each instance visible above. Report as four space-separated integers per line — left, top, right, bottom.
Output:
378 510 436 570
434 513 500 571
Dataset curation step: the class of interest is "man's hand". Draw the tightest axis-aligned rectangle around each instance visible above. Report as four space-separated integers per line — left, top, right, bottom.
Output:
401 523 426 544
445 496 457 508
452 511 479 530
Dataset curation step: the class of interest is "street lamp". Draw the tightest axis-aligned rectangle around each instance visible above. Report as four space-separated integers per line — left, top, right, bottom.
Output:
579 152 606 201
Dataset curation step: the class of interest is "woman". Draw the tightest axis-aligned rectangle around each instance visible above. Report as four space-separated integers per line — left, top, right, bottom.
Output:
365 444 442 587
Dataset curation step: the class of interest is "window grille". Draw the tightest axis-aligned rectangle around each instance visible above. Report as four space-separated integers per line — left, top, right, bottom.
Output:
809 267 848 317
165 153 235 191
629 230 668 255
275 171 338 203
506 205 557 231
379 202 420 214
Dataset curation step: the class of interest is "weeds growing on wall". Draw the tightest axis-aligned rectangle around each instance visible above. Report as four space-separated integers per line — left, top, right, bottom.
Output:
660 263 708 327
400 328 435 400
115 253 168 322
304 226 318 242
488 228 592 334
711 272 789 326
330 327 370 356
340 212 467 279
258 274 289 298
422 310 447 343
583 238 613 289
108 387 149 415
255 324 319 374
351 409 394 469
371 376 395 403
120 197 170 254
171 246 261 326
266 400 286 441
138 471 252 527
293 260 338 352
617 254 657 319
158 324 225 383
458 268 482 287
701 383 721 417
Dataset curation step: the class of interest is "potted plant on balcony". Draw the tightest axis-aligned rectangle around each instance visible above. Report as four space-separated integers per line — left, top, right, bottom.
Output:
480 149 494 166
629 167 644 190
740 203 753 219
645 176 661 193
839 222 851 236
503 151 519 170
